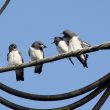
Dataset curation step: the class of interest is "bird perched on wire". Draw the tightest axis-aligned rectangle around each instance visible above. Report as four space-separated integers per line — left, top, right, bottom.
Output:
62 29 91 68
7 43 24 81
52 36 74 66
28 41 46 74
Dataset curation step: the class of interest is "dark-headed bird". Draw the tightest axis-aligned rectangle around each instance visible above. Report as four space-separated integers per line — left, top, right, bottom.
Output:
7 43 24 81
52 37 74 66
62 30 91 68
28 41 46 74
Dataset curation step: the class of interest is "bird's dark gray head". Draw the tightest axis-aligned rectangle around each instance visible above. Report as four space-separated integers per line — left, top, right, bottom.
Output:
9 43 17 52
52 37 63 45
62 30 77 39
32 41 47 49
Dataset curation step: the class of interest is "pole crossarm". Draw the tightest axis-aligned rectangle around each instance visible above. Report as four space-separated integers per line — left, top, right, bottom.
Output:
0 42 110 73
1 72 110 101
0 82 108 110
0 0 10 15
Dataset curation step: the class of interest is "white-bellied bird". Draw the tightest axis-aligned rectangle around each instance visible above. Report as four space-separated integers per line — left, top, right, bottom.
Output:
28 41 46 74
52 36 74 66
7 43 24 81
62 30 91 68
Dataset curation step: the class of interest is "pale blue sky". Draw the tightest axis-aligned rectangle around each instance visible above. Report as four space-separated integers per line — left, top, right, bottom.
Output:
0 0 110 110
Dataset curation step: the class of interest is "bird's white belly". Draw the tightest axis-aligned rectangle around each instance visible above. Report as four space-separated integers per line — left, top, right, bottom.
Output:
57 41 68 54
8 51 22 66
30 48 43 61
69 37 82 51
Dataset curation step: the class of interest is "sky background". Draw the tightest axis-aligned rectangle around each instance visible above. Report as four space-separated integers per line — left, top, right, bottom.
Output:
0 0 110 110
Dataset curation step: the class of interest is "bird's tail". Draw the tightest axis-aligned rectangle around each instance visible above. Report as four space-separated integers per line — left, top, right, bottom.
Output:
35 64 43 74
77 54 88 68
68 58 74 66
16 69 24 81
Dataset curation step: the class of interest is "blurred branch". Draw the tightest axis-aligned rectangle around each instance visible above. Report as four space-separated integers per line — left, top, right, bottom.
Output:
1 72 110 101
93 84 110 110
0 82 107 110
0 42 110 73
0 0 10 15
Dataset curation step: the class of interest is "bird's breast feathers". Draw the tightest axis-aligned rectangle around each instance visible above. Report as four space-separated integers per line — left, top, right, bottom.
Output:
69 36 83 51
29 47 43 60
8 50 23 66
57 41 68 54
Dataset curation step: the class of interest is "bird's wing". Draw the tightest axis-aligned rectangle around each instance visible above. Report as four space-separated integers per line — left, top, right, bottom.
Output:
7 53 9 61
43 50 45 58
79 38 91 48
28 48 30 56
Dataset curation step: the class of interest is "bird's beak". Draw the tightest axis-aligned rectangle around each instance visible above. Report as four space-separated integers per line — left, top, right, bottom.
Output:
40 44 47 48
43 45 47 48
51 41 55 44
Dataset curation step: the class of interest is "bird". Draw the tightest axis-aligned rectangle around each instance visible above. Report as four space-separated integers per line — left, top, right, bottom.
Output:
62 29 91 68
52 36 74 66
7 43 24 81
28 41 46 74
